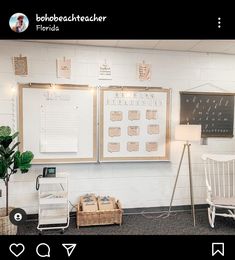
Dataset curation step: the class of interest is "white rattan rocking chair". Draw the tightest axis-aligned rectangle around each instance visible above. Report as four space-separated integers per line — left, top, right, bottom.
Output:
202 154 235 228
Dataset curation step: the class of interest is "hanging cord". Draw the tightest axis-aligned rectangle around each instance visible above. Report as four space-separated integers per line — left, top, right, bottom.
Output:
59 183 77 213
184 83 231 93
69 201 77 213
36 175 43 190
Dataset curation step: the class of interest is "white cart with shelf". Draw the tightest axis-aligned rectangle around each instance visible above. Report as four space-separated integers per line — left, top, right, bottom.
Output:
37 174 69 234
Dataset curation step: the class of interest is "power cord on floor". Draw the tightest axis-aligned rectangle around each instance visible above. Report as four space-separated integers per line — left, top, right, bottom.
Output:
139 207 206 220
141 210 176 219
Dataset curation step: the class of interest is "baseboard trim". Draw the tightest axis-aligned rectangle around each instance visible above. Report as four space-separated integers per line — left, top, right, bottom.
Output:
26 204 208 220
123 204 208 214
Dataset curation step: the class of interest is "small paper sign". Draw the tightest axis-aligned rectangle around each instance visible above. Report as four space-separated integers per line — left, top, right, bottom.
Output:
127 142 139 152
108 127 121 137
146 110 157 120
110 111 123 121
13 56 28 76
147 125 159 135
57 58 71 79
99 61 112 80
138 62 151 81
128 110 140 121
108 142 120 153
128 126 140 136
146 142 158 152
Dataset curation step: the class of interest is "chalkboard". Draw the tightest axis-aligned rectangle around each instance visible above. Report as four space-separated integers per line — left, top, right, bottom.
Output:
180 92 234 137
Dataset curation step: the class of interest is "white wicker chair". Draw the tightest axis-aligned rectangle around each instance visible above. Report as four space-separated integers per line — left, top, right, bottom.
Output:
202 154 235 228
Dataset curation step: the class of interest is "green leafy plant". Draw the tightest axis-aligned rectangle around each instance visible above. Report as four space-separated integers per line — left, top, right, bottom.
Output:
0 126 34 216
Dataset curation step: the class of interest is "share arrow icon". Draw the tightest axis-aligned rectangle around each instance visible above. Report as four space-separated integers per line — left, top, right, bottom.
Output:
62 244 77 257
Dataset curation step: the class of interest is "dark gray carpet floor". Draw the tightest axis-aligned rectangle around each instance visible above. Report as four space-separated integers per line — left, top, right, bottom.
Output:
18 209 235 235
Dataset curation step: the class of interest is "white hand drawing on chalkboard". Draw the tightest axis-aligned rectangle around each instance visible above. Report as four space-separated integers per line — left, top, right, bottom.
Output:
219 97 223 105
180 92 234 138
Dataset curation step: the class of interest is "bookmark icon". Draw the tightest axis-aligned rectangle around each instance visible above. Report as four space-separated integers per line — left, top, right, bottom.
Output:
212 242 224 256
62 244 77 257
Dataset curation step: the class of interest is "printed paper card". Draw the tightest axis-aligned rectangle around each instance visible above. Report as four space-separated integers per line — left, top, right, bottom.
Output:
127 142 139 152
13 56 28 76
146 110 157 120
128 126 140 136
110 111 123 121
108 142 120 153
99 61 112 80
57 58 71 79
147 125 160 135
138 62 151 81
146 142 158 152
108 127 121 137
128 110 140 121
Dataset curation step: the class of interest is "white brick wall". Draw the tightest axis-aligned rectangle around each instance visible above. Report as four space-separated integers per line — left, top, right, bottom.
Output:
0 40 235 214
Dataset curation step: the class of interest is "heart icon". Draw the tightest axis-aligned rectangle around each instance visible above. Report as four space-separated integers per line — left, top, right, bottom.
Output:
9 243 25 257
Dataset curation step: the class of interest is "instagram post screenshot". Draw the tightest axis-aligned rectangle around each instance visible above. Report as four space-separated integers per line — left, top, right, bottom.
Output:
0 5 234 259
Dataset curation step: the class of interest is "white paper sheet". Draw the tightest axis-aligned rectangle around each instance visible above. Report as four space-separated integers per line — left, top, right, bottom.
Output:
40 104 79 153
57 58 71 79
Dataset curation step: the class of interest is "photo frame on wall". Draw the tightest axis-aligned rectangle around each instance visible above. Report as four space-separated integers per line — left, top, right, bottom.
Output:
99 86 171 162
180 91 234 137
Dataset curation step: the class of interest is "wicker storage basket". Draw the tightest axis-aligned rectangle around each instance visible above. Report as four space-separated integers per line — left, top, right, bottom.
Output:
77 200 122 229
0 208 17 235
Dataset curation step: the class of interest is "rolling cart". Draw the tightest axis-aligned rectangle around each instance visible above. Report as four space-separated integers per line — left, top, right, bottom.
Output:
37 174 69 234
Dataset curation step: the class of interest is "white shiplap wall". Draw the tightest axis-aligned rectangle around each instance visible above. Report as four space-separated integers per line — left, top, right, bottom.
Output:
0 40 235 214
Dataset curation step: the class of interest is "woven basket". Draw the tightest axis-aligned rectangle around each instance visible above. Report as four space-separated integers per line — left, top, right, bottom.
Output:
0 208 17 235
77 200 122 229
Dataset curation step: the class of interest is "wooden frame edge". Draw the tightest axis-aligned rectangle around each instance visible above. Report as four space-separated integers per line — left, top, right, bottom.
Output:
18 83 97 164
99 86 171 162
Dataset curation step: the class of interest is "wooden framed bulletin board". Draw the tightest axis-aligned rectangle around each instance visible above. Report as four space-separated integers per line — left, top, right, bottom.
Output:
19 83 97 164
99 87 171 162
180 92 234 138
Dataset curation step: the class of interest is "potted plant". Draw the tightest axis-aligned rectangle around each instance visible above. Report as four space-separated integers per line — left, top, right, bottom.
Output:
0 126 34 235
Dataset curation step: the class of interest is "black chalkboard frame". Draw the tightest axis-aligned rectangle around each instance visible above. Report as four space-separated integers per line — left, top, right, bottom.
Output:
180 91 235 138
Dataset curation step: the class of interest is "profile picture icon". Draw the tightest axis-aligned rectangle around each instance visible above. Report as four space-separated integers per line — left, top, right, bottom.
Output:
9 13 29 33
